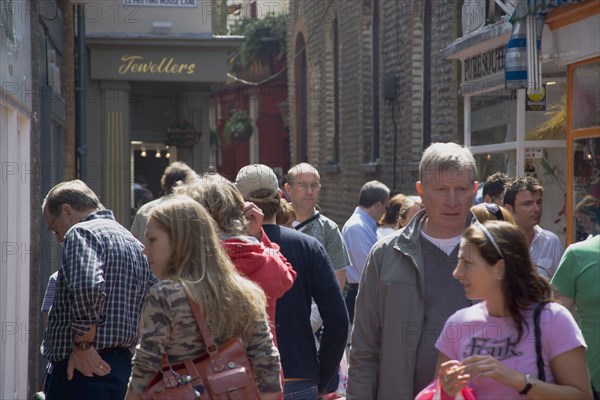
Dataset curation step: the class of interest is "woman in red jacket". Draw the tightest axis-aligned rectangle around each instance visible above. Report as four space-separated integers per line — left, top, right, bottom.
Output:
174 175 296 345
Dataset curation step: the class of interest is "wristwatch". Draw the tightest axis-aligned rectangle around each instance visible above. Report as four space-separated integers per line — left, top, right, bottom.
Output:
518 373 535 395
74 340 93 350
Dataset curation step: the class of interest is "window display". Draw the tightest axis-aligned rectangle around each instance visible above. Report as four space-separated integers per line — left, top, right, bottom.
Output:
572 60 600 130
572 137 600 242
470 89 517 146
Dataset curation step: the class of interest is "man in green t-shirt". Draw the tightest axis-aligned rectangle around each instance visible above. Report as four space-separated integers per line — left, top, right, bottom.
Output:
551 235 600 397
285 162 350 289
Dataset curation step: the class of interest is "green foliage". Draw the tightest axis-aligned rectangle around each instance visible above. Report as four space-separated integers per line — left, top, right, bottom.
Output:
224 110 253 142
229 13 288 71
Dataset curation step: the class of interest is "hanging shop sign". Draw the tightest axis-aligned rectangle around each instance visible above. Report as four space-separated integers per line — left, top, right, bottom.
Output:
463 46 505 82
122 0 197 7
526 84 547 111
90 48 227 82
461 1 486 35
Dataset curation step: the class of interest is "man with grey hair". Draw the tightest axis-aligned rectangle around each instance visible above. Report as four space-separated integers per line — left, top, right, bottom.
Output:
341 180 390 323
41 180 156 399
347 143 478 399
284 162 351 288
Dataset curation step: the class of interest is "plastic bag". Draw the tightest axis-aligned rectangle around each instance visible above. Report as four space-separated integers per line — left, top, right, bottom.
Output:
414 379 476 400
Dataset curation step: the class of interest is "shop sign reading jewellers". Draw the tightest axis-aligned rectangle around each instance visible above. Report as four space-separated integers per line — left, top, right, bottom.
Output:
90 48 227 82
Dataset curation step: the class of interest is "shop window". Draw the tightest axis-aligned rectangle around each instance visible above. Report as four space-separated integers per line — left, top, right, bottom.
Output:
572 60 600 130
572 137 600 241
470 89 517 146
525 82 567 140
474 150 517 182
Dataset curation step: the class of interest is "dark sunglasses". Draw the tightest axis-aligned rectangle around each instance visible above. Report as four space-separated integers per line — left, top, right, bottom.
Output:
485 203 504 221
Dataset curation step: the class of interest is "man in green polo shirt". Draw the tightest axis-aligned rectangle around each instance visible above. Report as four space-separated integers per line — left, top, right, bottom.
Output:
284 163 350 289
551 234 600 398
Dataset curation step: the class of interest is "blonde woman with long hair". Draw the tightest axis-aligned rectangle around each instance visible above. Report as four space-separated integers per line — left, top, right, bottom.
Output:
125 196 282 400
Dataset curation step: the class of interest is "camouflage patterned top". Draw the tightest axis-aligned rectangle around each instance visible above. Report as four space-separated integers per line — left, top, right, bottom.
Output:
128 280 282 395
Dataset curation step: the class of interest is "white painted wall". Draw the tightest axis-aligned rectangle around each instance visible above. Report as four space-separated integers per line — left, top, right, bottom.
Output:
85 0 213 34
0 2 33 397
551 14 600 66
0 105 31 400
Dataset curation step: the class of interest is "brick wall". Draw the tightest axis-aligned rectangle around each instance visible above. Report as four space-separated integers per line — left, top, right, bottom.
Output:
288 0 462 225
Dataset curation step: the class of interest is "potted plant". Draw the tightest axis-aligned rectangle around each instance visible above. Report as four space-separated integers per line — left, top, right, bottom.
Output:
229 13 288 72
167 120 202 148
224 110 253 142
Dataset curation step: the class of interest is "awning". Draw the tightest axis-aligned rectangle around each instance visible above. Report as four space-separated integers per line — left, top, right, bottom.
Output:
505 0 583 90
523 0 583 16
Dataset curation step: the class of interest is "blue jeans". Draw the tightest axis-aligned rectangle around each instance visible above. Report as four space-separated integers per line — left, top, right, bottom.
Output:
284 380 318 400
344 283 359 323
46 348 132 400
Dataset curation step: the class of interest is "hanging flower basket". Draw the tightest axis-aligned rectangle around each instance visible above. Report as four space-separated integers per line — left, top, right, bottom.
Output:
167 120 202 148
224 110 253 143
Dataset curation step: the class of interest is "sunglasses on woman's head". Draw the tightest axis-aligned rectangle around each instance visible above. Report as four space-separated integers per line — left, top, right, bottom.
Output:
474 222 504 259
485 203 504 221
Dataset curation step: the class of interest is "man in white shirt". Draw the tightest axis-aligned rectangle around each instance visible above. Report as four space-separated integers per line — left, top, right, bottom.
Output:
341 180 390 322
503 176 563 279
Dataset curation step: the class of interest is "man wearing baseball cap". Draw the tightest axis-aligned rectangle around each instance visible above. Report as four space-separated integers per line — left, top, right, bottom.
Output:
236 164 349 398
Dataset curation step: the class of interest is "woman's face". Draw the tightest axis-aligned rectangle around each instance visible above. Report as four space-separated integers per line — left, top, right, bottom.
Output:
143 218 173 279
453 239 503 301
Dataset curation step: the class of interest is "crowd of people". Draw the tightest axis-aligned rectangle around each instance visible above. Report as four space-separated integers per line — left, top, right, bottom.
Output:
38 142 598 400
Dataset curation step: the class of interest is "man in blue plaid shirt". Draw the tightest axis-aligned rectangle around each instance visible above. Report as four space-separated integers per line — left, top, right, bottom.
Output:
41 180 156 400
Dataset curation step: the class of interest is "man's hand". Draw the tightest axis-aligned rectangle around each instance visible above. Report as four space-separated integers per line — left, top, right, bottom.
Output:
243 201 265 239
67 346 111 380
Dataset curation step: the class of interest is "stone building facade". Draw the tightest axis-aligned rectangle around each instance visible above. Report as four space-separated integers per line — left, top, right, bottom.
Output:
287 0 463 223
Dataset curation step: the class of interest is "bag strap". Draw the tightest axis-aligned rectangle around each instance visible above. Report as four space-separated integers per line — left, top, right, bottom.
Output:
187 295 217 351
187 295 229 372
294 212 320 231
533 301 547 382
158 295 218 368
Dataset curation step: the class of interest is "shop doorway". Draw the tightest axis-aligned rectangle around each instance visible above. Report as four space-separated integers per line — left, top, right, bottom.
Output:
130 141 175 214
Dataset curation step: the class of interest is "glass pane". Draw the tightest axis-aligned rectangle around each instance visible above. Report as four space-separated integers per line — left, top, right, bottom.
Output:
474 150 517 183
470 89 517 146
525 82 567 140
572 61 600 130
573 137 600 242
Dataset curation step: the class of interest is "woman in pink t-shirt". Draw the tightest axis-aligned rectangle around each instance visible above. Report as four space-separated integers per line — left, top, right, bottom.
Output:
435 221 592 399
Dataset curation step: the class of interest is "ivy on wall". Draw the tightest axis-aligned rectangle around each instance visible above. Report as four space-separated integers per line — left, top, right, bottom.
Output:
229 13 288 71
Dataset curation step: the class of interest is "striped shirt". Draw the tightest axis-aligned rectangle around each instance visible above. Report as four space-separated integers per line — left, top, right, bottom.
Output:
41 210 157 362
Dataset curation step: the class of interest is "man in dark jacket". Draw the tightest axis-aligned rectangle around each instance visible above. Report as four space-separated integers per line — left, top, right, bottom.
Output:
236 164 349 399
